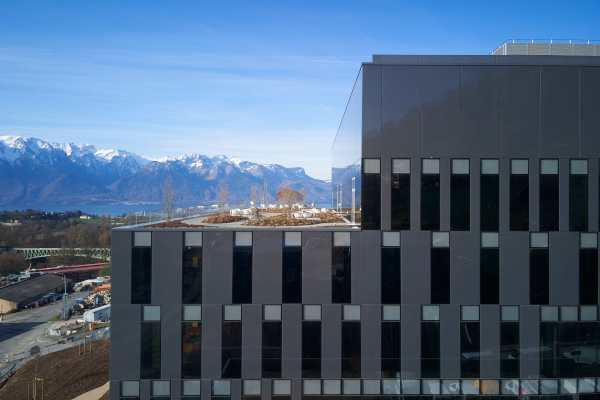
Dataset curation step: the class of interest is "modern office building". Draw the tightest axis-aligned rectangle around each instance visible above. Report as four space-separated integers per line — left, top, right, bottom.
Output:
111 41 600 399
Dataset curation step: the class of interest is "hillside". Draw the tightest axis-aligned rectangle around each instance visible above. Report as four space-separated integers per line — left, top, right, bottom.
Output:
0 339 109 400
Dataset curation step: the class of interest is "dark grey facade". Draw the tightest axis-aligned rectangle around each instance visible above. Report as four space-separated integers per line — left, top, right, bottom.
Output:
112 50 600 399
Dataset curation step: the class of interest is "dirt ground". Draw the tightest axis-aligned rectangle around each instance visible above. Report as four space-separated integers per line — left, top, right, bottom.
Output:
0 339 109 400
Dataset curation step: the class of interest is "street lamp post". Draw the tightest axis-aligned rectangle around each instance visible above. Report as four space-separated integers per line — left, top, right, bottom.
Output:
53 273 68 320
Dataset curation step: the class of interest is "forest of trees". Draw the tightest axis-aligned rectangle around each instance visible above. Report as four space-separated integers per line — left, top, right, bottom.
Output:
0 210 113 274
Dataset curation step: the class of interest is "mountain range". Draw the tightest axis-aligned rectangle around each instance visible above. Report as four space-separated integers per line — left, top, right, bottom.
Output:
0 135 330 206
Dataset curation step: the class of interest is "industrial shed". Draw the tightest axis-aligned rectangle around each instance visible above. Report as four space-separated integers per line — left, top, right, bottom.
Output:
0 274 72 312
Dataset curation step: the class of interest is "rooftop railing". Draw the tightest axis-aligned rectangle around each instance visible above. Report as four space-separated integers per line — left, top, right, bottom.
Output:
491 39 600 55
126 202 249 227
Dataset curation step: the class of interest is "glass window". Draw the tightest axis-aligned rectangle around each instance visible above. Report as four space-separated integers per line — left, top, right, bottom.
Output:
303 305 321 320
570 160 589 231
521 380 539 395
121 381 140 396
540 379 559 394
382 232 400 247
560 306 578 321
530 247 550 305
332 246 351 304
481 247 500 304
333 232 350 247
283 232 301 247
432 232 449 247
501 380 519 395
243 380 261 395
213 380 231 396
481 232 499 248
262 320 282 378
541 159 559 175
431 244 451 304
381 247 401 304
541 306 559 321
233 246 252 304
131 246 152 304
341 321 361 378
303 380 321 395
442 379 461 395
263 305 282 321
571 159 589 174
423 305 440 321
363 158 381 174
343 305 360 321
382 379 401 394
142 306 161 321
580 378 596 393
234 232 252 246
392 159 410 174
501 306 519 321
183 306 202 321
580 306 598 321
381 321 401 378
362 380 381 395
422 379 440 395
222 321 242 378
511 159 529 174
510 160 529 231
382 305 401 321
481 159 499 175
422 159 440 174
182 380 201 396
302 320 321 378
182 322 201 379
461 306 479 321
182 243 202 304
421 321 441 378
282 245 302 304
452 159 469 174
462 380 479 394
323 380 341 395
141 321 161 379
133 231 151 247
531 232 549 248
223 305 242 321
581 233 598 248
461 322 480 378
272 380 291 395
342 380 361 395
184 232 203 247
401 380 419 395
151 381 170 396
500 322 519 378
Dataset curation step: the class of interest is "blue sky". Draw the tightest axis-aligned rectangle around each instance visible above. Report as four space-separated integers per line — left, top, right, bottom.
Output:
1 0 599 180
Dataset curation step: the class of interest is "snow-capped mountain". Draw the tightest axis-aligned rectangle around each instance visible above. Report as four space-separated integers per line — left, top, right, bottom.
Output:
0 135 330 205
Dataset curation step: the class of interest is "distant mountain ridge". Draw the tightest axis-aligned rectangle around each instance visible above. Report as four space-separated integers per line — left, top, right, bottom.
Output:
0 135 330 205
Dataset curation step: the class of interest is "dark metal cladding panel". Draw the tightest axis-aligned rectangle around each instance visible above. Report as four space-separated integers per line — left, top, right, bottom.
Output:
500 232 530 305
232 379 241 400
540 66 579 158
262 378 272 400
322 304 342 378
302 231 332 304
559 159 570 232
203 231 233 305
242 304 262 378
201 304 222 379
152 231 182 305
410 157 422 230
460 66 501 158
253 231 283 304
401 304 421 378
520 305 540 378
109 381 119 400
440 305 460 379
111 230 132 305
161 303 182 379
351 230 380 304
361 304 381 378
362 64 382 158
109 304 141 380
500 66 540 158
421 66 461 158
580 67 600 158
549 232 579 305
480 305 500 379
450 231 480 304
401 231 431 305
281 304 302 378
381 65 421 158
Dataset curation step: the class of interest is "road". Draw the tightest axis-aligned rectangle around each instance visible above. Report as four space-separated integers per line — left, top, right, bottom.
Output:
0 300 67 361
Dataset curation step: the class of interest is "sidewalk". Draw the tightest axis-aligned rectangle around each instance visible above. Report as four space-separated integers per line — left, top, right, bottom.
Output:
71 382 109 400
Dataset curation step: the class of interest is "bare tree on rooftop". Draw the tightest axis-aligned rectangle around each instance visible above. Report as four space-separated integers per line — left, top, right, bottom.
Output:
275 184 303 217
262 179 269 207
299 187 307 207
219 185 228 216
251 186 258 215
161 175 180 223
